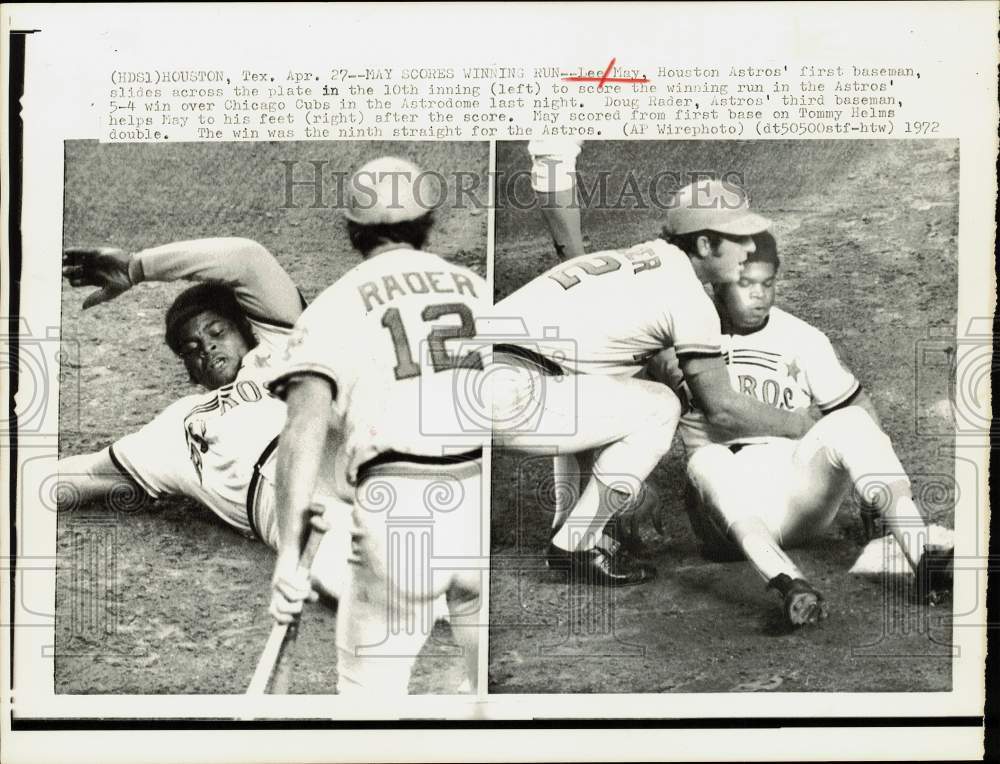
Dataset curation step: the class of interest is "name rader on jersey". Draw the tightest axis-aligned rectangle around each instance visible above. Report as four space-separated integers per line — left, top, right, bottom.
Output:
357 269 480 312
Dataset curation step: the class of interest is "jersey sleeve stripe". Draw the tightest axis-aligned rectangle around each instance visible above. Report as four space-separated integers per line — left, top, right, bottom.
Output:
107 444 155 498
818 380 862 413
675 346 723 359
729 359 780 372
246 313 297 330
267 365 339 401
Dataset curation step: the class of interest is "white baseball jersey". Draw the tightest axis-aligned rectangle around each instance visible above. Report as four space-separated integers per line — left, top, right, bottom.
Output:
268 248 488 486
109 318 291 538
679 306 860 450
496 239 722 376
106 238 304 542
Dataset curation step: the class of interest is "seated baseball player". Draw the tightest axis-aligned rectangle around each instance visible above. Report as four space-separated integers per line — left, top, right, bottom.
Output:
267 156 486 695
492 180 820 588
651 232 954 626
57 238 355 603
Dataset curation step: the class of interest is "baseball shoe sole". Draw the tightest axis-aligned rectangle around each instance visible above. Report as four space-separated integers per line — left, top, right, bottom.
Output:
768 573 828 627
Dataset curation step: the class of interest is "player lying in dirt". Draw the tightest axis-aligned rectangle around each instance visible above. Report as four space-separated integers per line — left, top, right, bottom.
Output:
57 237 355 604
648 231 954 627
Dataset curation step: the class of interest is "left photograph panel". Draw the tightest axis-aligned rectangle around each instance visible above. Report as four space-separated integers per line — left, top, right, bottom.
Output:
55 140 490 695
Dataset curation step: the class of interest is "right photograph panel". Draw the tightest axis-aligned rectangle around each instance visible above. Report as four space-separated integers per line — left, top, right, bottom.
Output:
489 139 958 694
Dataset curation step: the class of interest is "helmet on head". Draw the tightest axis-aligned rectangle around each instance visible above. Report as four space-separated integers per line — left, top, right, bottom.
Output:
344 156 429 225
665 179 771 237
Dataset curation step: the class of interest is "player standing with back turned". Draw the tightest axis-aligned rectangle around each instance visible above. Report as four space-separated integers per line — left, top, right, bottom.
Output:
267 157 487 695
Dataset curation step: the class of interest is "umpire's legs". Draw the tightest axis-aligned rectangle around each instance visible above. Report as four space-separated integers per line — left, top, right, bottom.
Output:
336 460 483 695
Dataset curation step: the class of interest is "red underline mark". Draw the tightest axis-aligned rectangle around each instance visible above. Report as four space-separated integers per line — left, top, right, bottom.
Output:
562 57 649 89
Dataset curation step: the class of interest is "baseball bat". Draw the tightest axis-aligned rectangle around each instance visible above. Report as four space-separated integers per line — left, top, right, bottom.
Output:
245 524 325 696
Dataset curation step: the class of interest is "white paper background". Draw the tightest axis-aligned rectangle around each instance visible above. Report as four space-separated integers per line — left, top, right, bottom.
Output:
1 2 995 761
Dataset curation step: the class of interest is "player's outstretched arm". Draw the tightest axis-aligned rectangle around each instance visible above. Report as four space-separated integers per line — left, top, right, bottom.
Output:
63 238 302 325
681 355 818 439
55 450 145 511
269 375 333 625
62 247 134 309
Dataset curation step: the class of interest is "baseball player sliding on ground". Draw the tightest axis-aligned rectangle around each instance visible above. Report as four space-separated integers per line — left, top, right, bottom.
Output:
58 237 356 606
652 233 954 625
267 157 486 695
492 179 819 587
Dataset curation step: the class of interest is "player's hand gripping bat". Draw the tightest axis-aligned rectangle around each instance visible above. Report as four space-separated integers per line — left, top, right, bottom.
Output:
246 519 325 696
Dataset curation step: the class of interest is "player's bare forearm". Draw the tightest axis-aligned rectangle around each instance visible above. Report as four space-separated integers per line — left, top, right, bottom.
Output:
681 354 814 439
274 376 333 566
707 389 815 439
56 451 144 510
132 238 303 324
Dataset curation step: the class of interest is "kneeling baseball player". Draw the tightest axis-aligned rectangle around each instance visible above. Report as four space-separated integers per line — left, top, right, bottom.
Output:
492 179 820 587
651 232 954 626
267 157 486 695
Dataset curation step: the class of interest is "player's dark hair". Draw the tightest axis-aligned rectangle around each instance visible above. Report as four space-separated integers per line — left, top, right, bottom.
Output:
164 282 257 356
347 211 435 256
661 229 723 256
746 230 781 271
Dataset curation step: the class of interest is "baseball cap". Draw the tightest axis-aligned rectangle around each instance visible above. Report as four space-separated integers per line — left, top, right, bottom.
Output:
344 156 429 225
664 179 771 236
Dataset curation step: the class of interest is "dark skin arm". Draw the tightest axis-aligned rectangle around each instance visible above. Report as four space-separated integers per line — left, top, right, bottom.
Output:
676 354 818 439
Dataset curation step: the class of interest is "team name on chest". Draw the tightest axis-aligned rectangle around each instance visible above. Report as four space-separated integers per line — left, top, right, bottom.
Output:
357 270 478 312
726 347 800 410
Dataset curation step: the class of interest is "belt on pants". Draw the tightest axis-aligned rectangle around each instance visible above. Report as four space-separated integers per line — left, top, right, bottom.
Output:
356 448 483 485
493 343 565 376
245 435 280 543
728 442 764 454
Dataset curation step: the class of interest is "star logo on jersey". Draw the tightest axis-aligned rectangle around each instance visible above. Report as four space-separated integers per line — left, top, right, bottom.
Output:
785 358 801 381
283 326 308 360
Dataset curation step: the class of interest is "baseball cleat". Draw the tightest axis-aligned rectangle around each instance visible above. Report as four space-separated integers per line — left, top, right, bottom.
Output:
915 543 954 605
606 514 657 560
546 542 657 587
858 501 883 542
767 573 828 626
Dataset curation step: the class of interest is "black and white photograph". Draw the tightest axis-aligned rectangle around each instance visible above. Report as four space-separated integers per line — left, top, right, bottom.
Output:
55 140 490 696
488 139 962 693
3 2 994 759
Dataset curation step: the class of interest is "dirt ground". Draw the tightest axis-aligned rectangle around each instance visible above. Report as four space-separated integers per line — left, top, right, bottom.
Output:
489 140 959 693
56 140 488 694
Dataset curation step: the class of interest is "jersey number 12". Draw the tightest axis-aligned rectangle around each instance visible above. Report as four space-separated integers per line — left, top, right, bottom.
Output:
381 303 484 380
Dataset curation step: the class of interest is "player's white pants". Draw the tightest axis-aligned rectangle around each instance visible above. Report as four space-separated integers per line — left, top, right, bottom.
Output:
528 138 583 193
252 449 354 601
686 407 912 574
492 355 680 485
336 458 483 695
